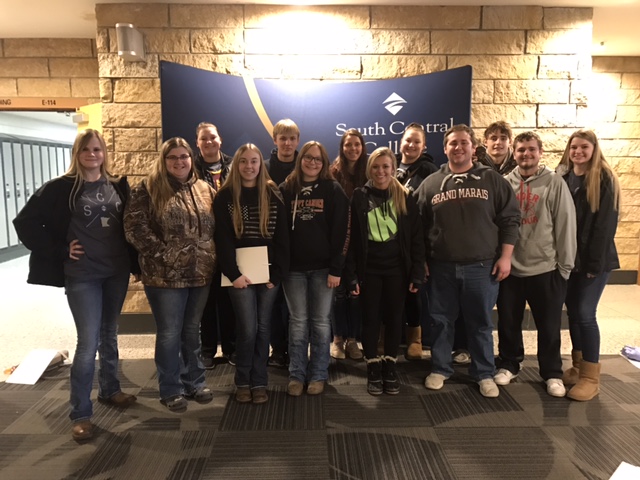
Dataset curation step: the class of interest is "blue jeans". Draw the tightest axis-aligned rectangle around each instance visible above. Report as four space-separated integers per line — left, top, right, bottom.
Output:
228 284 279 388
283 269 334 383
65 272 130 422
565 271 609 363
144 285 210 400
427 260 499 381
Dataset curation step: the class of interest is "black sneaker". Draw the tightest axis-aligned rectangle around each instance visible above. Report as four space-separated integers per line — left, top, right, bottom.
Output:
268 352 287 368
201 355 215 370
225 352 237 366
382 357 400 395
366 359 383 396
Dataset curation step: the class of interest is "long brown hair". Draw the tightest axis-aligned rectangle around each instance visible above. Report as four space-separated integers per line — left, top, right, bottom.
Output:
367 147 408 215
331 129 367 196
218 143 280 238
282 141 333 193
146 137 196 215
66 129 114 210
558 129 620 213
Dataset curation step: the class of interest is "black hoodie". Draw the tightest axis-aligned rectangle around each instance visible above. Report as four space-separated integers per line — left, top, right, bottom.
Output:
395 152 438 194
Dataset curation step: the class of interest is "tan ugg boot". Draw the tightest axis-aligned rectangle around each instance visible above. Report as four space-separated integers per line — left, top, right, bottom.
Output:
562 350 582 386
405 326 423 360
567 360 600 401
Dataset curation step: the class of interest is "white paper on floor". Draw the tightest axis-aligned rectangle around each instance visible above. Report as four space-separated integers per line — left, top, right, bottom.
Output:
5 349 60 385
610 461 640 479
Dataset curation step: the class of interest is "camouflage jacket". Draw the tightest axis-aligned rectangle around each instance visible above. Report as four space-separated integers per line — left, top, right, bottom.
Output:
124 175 216 288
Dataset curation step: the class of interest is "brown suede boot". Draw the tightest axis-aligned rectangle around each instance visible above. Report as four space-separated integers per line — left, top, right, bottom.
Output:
405 326 423 360
567 360 600 401
562 350 582 386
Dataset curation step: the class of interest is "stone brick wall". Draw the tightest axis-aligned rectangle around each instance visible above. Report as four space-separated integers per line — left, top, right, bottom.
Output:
0 38 99 100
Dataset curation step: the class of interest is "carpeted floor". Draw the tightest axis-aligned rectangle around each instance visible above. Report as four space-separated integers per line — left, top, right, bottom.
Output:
1 355 639 480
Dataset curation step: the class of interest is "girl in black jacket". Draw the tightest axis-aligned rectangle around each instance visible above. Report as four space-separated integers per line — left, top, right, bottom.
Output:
557 129 621 402
346 147 425 396
13 129 137 441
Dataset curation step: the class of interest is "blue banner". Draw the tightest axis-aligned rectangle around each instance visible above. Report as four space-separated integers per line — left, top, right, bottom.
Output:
160 61 472 165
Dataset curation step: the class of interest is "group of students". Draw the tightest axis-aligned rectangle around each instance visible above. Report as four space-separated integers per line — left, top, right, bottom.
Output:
12 116 619 441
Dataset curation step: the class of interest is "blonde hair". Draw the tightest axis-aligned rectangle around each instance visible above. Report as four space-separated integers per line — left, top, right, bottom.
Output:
367 147 408 216
282 141 333 194
66 129 114 210
146 137 196 216
558 129 620 213
272 118 300 140
218 144 280 238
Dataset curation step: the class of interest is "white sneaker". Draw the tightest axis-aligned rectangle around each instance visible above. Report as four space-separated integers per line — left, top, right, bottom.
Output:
546 378 566 397
452 349 472 365
478 378 500 398
424 373 447 390
494 368 518 386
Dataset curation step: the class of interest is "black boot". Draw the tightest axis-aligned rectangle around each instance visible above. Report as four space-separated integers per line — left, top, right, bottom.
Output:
382 356 400 395
366 357 383 396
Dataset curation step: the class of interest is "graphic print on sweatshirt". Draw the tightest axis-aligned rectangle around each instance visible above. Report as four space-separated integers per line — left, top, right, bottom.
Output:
291 184 324 222
78 181 122 230
516 182 540 225
226 202 277 238
367 198 398 242
430 174 490 206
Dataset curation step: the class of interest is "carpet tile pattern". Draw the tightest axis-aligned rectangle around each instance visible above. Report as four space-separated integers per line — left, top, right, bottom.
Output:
1 355 640 479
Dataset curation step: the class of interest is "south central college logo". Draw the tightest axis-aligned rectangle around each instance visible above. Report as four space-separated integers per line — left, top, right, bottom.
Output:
383 92 407 116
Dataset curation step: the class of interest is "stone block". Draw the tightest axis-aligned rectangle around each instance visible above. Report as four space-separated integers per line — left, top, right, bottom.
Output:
96 29 110 54
71 79 99 98
526 29 592 55
432 31 525 55
618 106 640 123
611 158 640 174
448 55 537 80
361 55 446 79
372 6 480 29
143 29 190 53
114 79 161 103
622 74 640 89
3 38 93 58
103 129 114 152
570 80 589 104
616 220 640 239
483 6 543 30
171 5 244 28
618 254 638 271
114 128 157 152
112 152 159 176
0 79 17 96
100 79 113 103
160 54 244 75
538 55 579 79
543 8 592 29
17 78 70 97
577 56 593 80
191 30 244 54
620 206 640 223
494 80 570 104
98 53 159 79
472 104 537 129
578 103 617 126
599 123 640 140
593 57 640 73
248 55 361 80
600 140 640 158
126 175 147 187
532 128 575 152
96 3 169 28
621 189 640 206
245 5 369 29
538 105 577 128
102 103 161 128
0 58 49 78
122 290 151 313
615 237 639 254
49 58 99 78
472 80 494 104
620 90 640 106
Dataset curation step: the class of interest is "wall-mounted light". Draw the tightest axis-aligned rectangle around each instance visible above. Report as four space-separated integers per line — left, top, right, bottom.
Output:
115 23 146 62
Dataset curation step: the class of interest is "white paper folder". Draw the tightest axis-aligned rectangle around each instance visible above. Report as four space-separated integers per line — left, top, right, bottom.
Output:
221 246 270 287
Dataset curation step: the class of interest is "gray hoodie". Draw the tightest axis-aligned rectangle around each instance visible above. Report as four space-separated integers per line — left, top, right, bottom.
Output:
505 165 576 279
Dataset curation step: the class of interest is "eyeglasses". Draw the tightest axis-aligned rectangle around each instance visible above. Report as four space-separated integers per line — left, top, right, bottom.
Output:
302 154 323 164
166 154 191 161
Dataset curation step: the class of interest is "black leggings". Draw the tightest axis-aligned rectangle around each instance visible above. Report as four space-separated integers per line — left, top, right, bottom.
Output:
360 272 407 359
